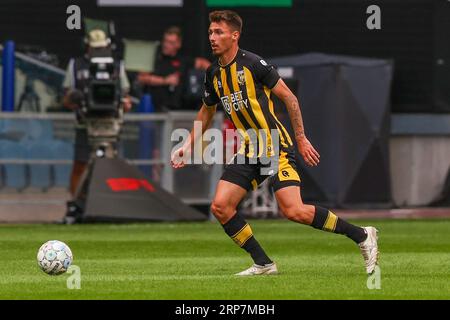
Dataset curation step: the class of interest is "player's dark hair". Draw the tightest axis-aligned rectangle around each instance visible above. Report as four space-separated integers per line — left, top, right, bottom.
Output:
209 10 243 34
164 26 183 40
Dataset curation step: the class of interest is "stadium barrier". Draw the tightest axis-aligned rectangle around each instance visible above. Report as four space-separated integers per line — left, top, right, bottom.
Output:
0 111 224 206
390 114 450 206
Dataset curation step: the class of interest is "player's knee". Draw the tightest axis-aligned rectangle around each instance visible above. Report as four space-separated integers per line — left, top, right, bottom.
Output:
210 200 222 216
210 200 232 223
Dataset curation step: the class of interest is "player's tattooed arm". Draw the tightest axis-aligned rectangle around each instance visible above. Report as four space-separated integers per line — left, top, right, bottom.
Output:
284 94 306 142
271 79 305 141
271 79 320 166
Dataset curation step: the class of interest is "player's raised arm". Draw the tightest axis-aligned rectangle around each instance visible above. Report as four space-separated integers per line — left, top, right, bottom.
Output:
171 103 217 169
271 79 320 167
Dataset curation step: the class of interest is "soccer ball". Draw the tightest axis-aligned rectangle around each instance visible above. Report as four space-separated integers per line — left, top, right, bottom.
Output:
37 240 73 275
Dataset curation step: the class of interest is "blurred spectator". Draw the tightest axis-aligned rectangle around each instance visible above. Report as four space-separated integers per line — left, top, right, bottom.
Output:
62 29 132 196
137 26 210 111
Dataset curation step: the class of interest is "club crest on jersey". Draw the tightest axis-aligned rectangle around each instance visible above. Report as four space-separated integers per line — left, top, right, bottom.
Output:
237 70 246 85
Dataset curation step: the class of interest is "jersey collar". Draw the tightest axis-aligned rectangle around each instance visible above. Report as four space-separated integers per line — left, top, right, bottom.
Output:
218 48 241 68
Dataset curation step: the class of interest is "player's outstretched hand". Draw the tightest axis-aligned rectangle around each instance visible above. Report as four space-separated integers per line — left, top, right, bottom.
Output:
171 146 188 169
298 136 320 167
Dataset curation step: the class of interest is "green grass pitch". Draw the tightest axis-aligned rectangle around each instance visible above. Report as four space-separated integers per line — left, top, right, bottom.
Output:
0 219 449 299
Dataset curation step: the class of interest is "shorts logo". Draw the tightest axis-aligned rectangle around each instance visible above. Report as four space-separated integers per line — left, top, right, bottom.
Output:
237 70 246 85
260 59 268 66
281 170 289 177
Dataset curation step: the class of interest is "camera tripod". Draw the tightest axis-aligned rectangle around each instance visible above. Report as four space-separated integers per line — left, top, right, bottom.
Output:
64 115 123 224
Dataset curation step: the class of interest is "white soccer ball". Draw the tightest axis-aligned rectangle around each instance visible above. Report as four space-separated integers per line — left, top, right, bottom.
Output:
37 240 73 275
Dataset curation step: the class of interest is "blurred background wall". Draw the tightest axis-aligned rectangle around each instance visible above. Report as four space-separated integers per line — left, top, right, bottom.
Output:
1 0 449 113
0 0 449 212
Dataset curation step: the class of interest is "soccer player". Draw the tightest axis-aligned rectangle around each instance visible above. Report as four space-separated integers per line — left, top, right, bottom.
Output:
171 10 379 276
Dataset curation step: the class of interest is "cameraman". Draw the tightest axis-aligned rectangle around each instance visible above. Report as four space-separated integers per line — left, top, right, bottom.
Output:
63 29 132 196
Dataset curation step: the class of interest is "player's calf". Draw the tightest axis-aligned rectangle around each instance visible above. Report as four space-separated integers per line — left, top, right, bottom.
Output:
220 213 273 266
310 206 367 244
210 200 234 224
281 204 315 225
288 205 379 274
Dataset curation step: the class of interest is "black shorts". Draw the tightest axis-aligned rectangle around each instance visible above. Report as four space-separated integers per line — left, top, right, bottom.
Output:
221 146 301 192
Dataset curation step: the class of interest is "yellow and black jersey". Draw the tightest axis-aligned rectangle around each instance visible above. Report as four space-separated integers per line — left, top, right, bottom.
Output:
203 49 293 158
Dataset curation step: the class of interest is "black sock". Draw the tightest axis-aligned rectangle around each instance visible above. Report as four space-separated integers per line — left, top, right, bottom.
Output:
222 214 272 266
311 206 367 243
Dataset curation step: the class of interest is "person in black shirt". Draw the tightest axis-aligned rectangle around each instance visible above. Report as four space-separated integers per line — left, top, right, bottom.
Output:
171 10 379 277
137 26 210 111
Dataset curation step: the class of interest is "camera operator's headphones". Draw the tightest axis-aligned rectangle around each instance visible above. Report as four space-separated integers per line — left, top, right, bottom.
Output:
84 29 111 48
81 18 117 52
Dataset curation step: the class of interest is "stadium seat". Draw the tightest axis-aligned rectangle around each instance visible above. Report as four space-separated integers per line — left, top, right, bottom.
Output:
28 119 54 141
25 141 52 189
0 119 54 142
51 140 74 188
0 119 30 142
0 140 27 190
